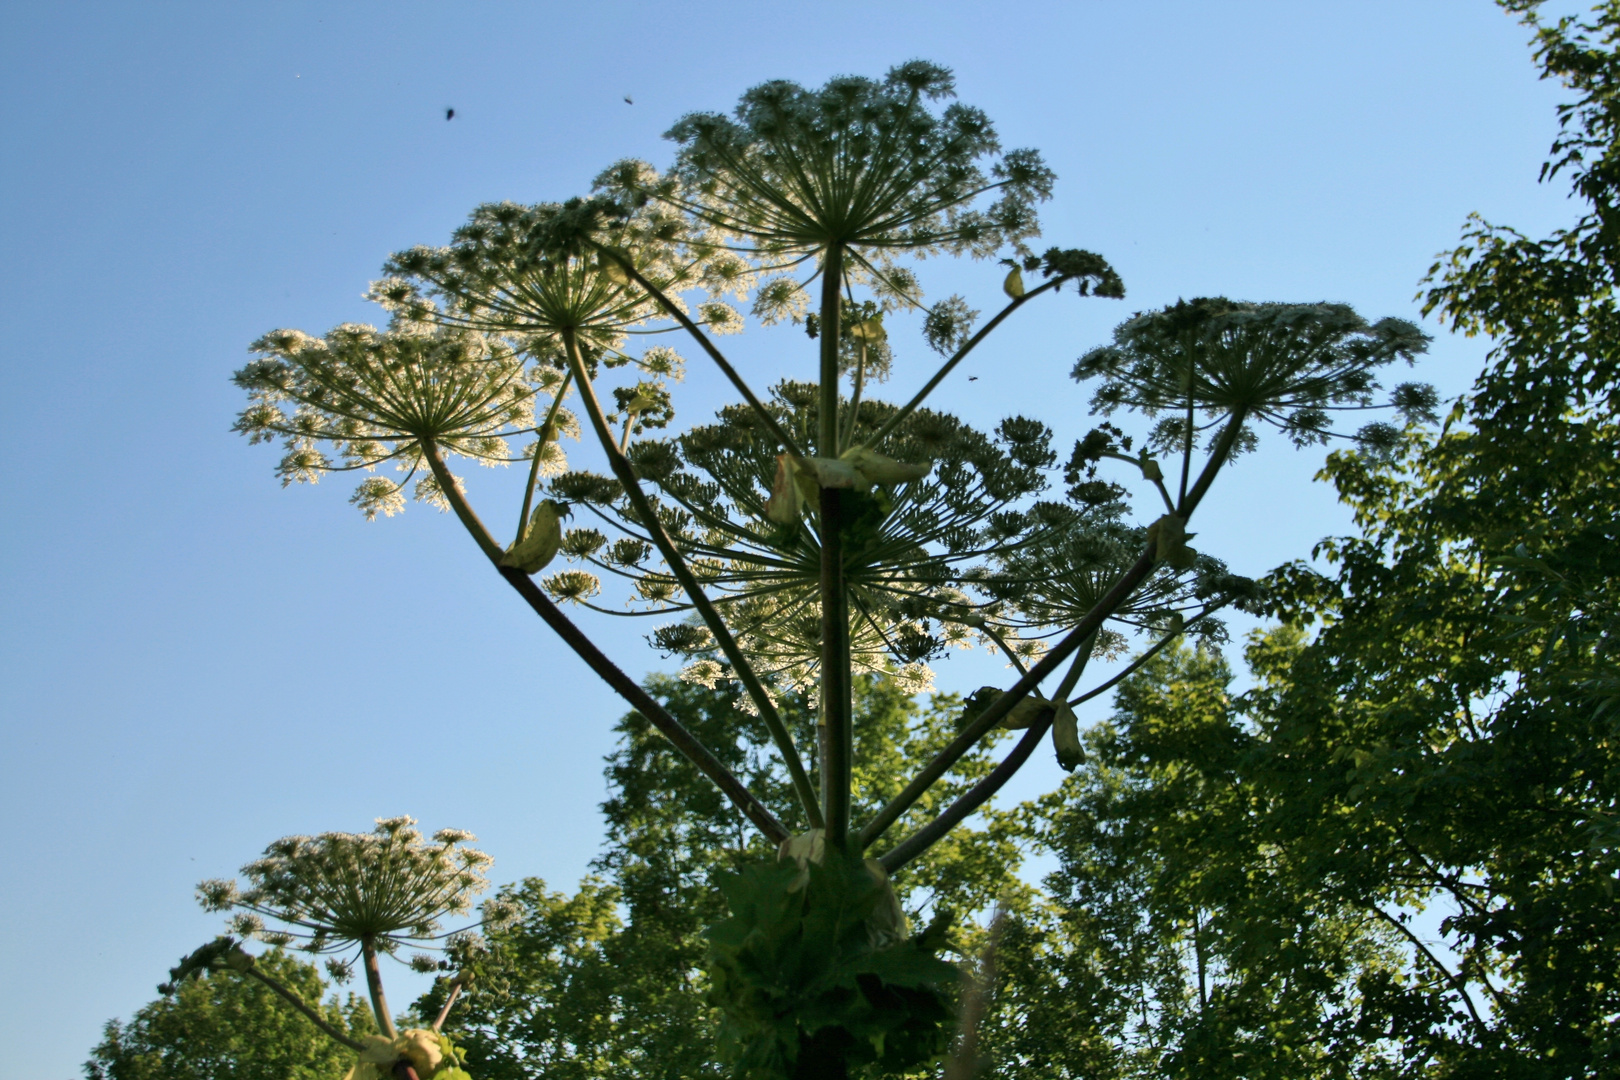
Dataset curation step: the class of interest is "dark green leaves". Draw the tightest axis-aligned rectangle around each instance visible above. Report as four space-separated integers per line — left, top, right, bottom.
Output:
705 848 956 1080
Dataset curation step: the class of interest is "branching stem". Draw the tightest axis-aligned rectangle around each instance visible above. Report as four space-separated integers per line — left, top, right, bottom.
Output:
604 250 803 457
863 279 1059 449
860 548 1157 854
877 633 1096 870
419 440 789 844
560 329 824 830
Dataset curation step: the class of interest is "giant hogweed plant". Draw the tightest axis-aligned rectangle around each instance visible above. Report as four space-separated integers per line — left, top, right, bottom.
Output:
232 62 1434 1079
161 817 510 1080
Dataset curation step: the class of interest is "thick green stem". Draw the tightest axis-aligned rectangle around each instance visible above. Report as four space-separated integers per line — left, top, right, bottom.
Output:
560 330 824 830
819 487 854 846
859 548 1157 854
819 245 845 454
361 938 395 1038
877 634 1096 871
419 441 789 844
817 246 854 847
516 368 573 544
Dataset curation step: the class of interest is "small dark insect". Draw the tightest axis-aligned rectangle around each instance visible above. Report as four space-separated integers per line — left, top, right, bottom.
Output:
445 108 455 120
623 95 633 105
968 376 979 381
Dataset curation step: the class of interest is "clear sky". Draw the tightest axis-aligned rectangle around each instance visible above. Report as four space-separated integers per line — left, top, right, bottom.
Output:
0 2 1584 1074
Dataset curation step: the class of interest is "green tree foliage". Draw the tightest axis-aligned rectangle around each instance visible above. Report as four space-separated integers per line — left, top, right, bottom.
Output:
997 643 1418 1080
84 950 373 1080
1025 3 1620 1075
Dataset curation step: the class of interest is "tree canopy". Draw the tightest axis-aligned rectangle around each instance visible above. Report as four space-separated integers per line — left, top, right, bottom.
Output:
84 950 373 1080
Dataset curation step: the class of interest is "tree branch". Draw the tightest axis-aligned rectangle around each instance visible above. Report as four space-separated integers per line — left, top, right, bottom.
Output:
1366 904 1491 1039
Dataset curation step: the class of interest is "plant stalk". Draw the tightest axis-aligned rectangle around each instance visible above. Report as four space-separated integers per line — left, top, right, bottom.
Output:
859 551 1156 854
560 329 823 830
241 968 368 1051
877 633 1096 870
817 245 854 847
361 937 396 1038
419 440 790 844
862 280 1058 450
515 368 574 545
430 981 463 1033
606 250 803 457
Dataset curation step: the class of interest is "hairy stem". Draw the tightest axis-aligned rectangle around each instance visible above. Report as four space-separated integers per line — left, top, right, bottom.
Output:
361 937 396 1038
420 441 789 844
859 550 1156 853
819 244 845 454
877 634 1095 871
606 250 803 457
818 246 854 847
561 329 823 830
820 488 853 846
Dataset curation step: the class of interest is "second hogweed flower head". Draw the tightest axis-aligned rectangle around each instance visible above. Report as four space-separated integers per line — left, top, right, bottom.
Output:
233 319 553 520
1074 298 1435 457
196 815 508 1041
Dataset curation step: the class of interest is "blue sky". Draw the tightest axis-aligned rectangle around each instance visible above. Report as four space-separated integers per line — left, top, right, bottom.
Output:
0 2 1584 1074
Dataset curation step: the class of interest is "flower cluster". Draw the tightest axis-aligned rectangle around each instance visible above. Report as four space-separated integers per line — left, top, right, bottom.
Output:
1073 298 1434 454
232 318 561 519
196 816 499 974
540 384 1223 696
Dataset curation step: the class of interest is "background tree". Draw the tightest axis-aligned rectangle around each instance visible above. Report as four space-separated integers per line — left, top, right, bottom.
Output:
986 642 1425 1080
84 950 373 1080
1007 2 1620 1075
